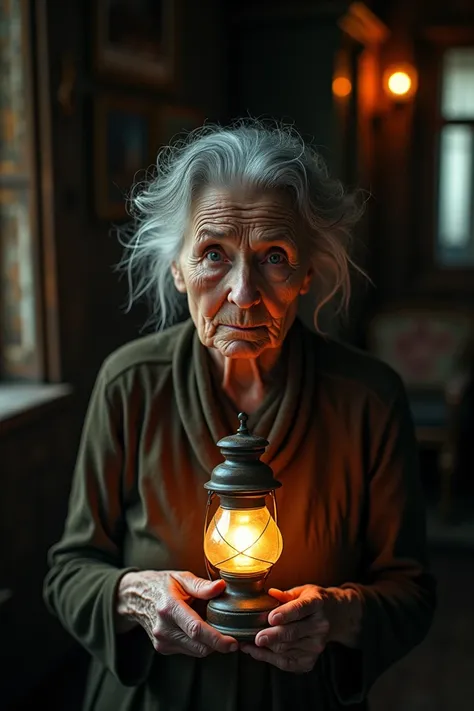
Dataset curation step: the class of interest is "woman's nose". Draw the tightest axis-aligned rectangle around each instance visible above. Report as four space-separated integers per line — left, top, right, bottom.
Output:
227 264 261 309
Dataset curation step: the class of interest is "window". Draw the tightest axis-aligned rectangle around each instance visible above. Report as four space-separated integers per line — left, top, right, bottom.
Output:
0 0 43 380
436 47 474 267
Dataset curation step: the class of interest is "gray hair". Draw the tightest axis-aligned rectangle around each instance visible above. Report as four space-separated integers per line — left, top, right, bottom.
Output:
116 118 366 331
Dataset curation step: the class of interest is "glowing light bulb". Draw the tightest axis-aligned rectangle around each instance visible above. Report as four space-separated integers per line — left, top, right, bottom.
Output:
383 64 418 101
388 71 411 97
204 506 283 574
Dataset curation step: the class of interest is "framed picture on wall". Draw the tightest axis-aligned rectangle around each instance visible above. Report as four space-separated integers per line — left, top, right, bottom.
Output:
368 307 473 390
94 0 177 88
94 94 156 220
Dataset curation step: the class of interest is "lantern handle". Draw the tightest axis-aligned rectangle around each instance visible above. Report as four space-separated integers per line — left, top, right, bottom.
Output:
260 489 279 584
204 492 218 581
269 489 278 528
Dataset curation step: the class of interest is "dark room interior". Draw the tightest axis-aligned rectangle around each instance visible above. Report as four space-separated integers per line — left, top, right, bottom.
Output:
1 1 474 709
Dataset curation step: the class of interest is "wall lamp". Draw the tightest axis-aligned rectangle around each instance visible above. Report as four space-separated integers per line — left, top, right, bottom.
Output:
383 62 418 102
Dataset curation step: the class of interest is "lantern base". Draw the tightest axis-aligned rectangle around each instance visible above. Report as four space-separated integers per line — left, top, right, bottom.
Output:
206 571 280 641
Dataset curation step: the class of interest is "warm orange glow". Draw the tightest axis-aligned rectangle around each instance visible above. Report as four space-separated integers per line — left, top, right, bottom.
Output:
204 505 283 574
332 76 352 98
383 63 418 101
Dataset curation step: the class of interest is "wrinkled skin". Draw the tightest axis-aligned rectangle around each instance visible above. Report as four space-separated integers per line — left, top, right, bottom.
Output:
241 585 355 673
171 185 313 413
117 570 238 657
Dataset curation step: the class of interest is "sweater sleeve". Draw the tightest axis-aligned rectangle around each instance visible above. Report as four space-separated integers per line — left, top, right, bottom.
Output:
324 379 437 705
43 364 154 686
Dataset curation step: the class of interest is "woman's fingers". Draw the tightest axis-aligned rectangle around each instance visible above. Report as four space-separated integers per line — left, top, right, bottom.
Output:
127 570 238 658
241 643 316 674
264 636 326 655
268 595 325 626
267 585 329 627
268 588 294 603
169 598 238 654
153 625 214 657
255 614 329 647
268 586 308 601
171 571 226 601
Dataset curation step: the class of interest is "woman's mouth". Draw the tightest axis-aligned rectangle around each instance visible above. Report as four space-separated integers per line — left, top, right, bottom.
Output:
220 324 266 331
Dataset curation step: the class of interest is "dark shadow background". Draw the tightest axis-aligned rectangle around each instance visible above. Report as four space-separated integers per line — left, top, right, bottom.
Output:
1 1 474 709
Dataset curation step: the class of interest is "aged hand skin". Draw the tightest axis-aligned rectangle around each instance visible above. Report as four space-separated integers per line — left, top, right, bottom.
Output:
116 570 238 657
240 584 362 673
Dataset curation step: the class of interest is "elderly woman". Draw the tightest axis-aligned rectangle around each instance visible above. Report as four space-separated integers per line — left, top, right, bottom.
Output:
44 121 436 711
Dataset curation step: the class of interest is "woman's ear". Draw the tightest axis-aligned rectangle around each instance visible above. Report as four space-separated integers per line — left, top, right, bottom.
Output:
300 267 314 296
171 262 187 293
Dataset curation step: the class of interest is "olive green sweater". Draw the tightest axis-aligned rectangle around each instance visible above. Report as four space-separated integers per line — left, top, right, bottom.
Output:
43 318 436 711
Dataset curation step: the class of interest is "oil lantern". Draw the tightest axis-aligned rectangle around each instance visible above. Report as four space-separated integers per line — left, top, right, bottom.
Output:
203 412 283 641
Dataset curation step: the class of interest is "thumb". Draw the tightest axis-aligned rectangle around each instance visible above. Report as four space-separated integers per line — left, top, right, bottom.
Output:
269 586 310 602
175 572 226 600
268 588 293 603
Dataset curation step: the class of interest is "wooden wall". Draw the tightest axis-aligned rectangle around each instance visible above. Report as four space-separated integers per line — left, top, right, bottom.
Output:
2 0 474 705
0 0 227 706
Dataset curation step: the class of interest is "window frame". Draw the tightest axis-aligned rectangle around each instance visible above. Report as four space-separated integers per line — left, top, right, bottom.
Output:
415 25 474 293
0 0 60 383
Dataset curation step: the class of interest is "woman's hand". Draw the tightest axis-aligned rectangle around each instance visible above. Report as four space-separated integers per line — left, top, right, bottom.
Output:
240 584 361 673
116 570 238 658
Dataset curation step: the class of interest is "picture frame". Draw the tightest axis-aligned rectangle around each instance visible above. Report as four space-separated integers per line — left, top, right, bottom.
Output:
94 0 177 88
94 94 156 220
367 307 473 390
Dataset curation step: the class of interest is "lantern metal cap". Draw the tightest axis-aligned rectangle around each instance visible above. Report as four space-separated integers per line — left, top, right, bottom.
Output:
216 412 269 450
204 413 281 494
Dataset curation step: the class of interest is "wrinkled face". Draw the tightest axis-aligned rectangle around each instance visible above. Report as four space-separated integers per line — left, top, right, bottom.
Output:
171 186 313 359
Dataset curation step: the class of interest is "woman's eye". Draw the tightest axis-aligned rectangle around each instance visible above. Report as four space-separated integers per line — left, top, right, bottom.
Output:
205 250 223 263
266 252 286 265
